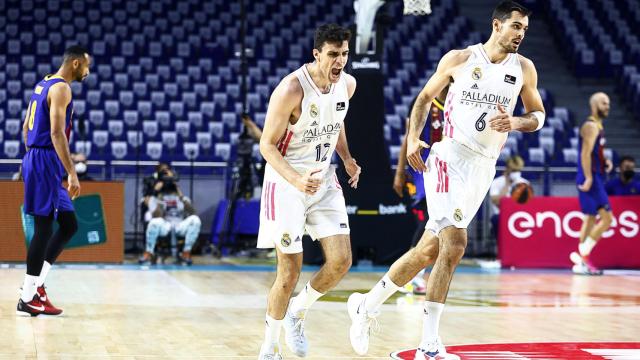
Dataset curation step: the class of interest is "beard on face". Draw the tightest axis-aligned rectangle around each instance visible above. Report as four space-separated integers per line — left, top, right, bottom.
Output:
597 108 609 118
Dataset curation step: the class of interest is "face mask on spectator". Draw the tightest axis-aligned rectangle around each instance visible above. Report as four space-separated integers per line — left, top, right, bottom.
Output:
623 170 635 181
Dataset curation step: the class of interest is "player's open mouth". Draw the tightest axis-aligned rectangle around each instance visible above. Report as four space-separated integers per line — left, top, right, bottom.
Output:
331 68 341 76
512 39 521 46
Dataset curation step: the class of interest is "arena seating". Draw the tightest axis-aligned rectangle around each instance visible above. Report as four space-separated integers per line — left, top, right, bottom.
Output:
545 0 640 119
0 0 607 170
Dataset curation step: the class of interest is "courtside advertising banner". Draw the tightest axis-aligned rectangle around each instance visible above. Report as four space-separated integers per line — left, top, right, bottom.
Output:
499 196 640 268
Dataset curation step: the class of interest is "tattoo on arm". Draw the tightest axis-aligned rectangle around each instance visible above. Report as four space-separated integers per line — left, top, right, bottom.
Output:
409 99 429 139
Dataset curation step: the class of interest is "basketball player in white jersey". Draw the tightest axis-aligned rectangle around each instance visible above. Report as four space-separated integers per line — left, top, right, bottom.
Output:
257 23 360 359
348 2 545 359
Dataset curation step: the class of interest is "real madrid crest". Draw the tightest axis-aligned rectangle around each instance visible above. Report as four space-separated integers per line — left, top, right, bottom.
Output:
471 67 482 80
310 103 319 118
453 208 463 222
281 233 291 247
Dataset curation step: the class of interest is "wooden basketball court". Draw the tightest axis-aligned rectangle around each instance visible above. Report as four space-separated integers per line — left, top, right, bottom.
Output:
1 264 639 359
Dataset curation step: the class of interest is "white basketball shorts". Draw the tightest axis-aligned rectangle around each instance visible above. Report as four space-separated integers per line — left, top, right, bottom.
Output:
423 137 496 235
257 165 350 254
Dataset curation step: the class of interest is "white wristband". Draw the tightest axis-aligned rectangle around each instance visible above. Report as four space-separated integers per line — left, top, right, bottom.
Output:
532 111 545 131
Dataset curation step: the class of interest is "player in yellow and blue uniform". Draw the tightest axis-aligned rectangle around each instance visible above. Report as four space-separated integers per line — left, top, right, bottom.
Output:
17 46 91 317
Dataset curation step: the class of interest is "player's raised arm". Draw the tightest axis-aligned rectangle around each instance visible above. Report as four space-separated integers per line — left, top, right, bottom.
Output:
49 82 80 199
407 50 464 172
490 56 545 133
260 76 321 194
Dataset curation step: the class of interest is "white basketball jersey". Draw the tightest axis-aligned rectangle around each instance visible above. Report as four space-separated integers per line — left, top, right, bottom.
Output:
271 64 350 176
443 43 524 159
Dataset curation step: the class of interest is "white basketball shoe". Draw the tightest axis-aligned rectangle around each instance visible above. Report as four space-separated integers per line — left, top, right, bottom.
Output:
282 300 308 357
414 337 460 360
347 292 380 355
258 342 283 360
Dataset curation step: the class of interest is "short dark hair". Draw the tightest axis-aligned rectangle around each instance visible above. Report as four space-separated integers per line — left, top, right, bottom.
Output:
63 45 89 63
492 1 531 22
314 23 351 51
620 155 635 165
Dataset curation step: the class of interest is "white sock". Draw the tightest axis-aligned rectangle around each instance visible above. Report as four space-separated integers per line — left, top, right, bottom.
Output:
36 261 51 288
289 282 324 314
364 274 402 313
264 314 282 345
20 275 38 302
421 301 445 344
579 236 597 256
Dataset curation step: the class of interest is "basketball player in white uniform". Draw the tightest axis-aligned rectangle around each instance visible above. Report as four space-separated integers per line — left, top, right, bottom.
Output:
257 23 360 359
348 2 545 359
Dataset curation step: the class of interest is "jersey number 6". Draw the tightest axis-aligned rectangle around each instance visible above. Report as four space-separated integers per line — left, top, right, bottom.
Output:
475 112 487 132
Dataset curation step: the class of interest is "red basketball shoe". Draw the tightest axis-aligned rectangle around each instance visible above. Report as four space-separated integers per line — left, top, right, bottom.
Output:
16 294 45 317
37 285 63 315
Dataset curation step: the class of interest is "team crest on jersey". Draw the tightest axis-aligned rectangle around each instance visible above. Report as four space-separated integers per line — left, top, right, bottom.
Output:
453 208 463 222
336 102 346 111
310 103 319 118
281 233 291 247
472 67 482 80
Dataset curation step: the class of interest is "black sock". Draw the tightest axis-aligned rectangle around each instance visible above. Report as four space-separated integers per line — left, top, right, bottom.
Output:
44 211 79 264
26 214 54 276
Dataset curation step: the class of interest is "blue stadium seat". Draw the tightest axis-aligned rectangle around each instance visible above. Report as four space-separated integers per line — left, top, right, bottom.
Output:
162 131 178 150
124 110 139 128
176 74 190 91
563 148 578 164
74 141 92 158
138 101 152 118
194 84 208 100
146 142 163 160
170 102 185 119
183 142 199 160
183 92 197 110
127 131 143 148
92 130 109 150
133 82 148 98
175 121 191 139
119 91 134 109
528 148 545 165
151 92 166 108
7 100 22 117
198 102 215 120
105 100 120 118
4 140 20 158
164 83 179 99
215 143 231 162
114 73 129 90
5 120 21 137
89 110 105 128
108 120 124 138
196 132 212 151
143 121 159 138
188 112 203 129
110 141 128 160
7 81 21 96
156 111 171 128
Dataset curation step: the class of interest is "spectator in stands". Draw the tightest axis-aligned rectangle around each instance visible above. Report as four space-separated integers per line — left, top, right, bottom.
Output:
143 162 171 200
139 167 201 266
606 155 640 196
241 114 266 185
489 155 529 238
242 113 263 142
71 153 93 181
